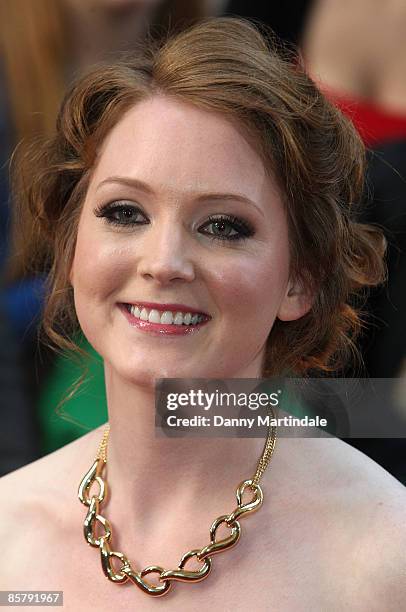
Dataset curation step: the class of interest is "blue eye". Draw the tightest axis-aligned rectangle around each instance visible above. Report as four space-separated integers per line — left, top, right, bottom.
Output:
93 202 255 243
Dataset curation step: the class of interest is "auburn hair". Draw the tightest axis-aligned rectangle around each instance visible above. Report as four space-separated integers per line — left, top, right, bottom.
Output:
12 16 386 381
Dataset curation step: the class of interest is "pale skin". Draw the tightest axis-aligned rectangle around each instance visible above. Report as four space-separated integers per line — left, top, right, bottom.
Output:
302 0 406 112
0 97 405 610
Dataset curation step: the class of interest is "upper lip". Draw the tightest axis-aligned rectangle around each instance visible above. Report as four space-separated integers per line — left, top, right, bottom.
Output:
123 301 210 317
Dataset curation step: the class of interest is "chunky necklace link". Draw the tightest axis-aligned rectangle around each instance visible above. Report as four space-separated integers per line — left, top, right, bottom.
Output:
78 407 277 597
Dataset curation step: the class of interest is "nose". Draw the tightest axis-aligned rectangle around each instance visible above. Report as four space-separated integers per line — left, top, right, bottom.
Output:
137 219 195 285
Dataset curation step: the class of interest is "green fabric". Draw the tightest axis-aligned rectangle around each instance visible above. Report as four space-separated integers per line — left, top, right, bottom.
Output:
37 335 107 455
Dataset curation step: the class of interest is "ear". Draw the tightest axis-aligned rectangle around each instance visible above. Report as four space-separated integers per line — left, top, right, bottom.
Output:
277 278 313 322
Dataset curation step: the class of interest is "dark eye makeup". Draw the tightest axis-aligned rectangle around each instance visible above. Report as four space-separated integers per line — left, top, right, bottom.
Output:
93 201 255 243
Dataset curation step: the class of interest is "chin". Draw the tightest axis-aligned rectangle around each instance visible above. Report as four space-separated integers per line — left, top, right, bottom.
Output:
120 361 216 388
117 362 181 388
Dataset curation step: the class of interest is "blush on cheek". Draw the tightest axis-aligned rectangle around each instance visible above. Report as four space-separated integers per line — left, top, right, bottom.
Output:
215 257 287 321
213 262 257 303
74 239 133 295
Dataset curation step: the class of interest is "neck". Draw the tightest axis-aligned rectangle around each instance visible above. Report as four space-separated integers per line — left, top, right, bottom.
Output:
99 361 274 566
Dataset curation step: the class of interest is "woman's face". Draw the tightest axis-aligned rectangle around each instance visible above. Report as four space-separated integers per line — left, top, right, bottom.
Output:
70 96 310 385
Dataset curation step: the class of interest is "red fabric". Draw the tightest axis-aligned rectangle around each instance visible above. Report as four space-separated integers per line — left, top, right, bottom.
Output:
322 89 406 147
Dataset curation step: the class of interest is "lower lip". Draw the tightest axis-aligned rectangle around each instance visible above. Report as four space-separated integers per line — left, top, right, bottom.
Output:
118 303 211 336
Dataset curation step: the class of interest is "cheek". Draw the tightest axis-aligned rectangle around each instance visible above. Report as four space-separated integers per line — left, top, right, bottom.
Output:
71 236 134 352
72 231 131 301
210 245 290 326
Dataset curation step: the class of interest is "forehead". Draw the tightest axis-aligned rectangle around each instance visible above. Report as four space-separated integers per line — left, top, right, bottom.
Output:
90 95 271 196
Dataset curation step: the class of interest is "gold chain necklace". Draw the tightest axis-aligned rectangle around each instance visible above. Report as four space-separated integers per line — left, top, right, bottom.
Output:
78 408 277 597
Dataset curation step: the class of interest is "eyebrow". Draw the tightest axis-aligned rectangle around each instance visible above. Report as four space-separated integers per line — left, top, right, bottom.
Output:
96 176 265 218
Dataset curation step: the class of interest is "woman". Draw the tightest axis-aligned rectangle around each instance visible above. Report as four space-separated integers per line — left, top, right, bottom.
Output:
0 17 405 609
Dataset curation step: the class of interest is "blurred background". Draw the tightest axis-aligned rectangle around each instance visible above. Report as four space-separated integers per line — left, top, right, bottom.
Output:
0 0 405 483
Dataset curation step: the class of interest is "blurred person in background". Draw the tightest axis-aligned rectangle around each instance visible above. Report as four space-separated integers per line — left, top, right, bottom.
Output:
0 0 224 474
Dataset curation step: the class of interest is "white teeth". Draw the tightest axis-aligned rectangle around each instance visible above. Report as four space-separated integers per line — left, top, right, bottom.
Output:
148 309 161 324
173 312 184 325
160 311 174 324
127 304 206 326
140 308 149 321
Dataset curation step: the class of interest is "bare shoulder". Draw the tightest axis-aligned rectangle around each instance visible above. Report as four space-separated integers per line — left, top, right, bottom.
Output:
0 424 106 588
0 424 105 503
269 436 406 610
330 439 406 610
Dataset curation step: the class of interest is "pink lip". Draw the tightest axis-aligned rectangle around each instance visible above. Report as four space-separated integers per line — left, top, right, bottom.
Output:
125 301 209 316
118 303 210 336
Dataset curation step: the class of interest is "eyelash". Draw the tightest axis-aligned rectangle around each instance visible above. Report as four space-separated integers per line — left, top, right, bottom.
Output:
93 202 255 243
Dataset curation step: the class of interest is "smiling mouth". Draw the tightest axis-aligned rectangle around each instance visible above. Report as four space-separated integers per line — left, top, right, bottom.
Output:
122 303 211 327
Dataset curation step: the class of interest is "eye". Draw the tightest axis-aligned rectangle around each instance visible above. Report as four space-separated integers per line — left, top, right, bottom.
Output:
93 202 255 243
199 215 254 243
93 202 146 227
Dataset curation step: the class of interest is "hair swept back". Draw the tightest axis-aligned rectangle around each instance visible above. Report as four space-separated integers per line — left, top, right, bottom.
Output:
12 16 386 401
